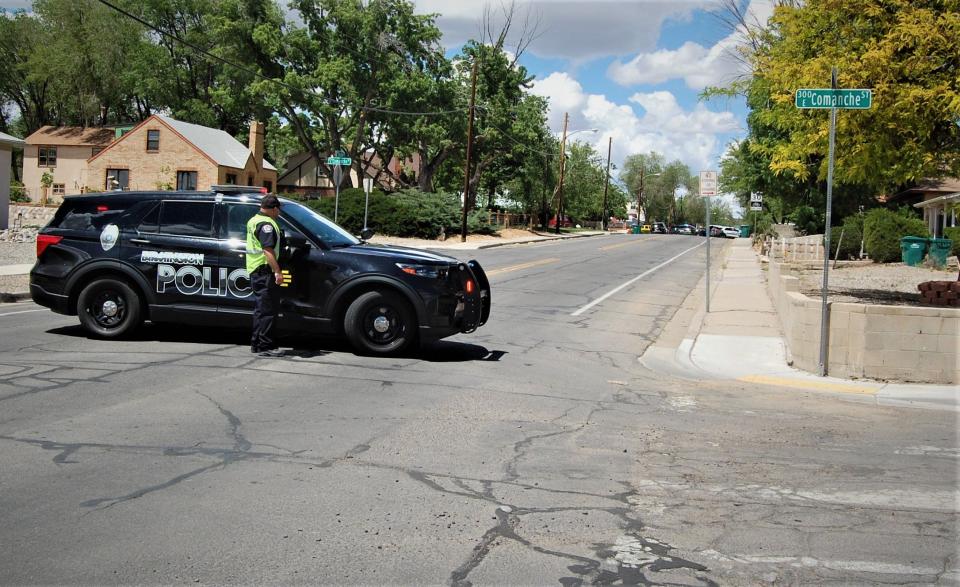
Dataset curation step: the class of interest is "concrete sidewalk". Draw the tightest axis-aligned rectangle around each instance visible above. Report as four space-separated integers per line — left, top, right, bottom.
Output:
641 238 960 412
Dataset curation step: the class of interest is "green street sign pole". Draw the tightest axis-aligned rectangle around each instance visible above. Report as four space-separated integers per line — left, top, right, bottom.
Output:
795 74 873 376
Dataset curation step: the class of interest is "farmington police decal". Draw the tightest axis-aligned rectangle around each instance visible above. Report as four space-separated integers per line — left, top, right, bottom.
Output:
156 264 252 298
141 250 205 265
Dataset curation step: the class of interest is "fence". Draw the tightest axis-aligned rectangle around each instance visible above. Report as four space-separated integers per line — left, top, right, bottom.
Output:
486 211 533 228
762 234 825 262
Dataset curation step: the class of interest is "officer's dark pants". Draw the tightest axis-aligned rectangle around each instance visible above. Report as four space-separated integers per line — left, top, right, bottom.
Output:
250 267 281 352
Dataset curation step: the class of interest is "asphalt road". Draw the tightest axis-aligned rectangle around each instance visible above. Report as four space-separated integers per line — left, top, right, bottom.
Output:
0 233 956 585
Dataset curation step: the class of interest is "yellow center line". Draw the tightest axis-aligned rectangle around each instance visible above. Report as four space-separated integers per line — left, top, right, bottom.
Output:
600 236 660 251
737 374 880 395
486 257 560 277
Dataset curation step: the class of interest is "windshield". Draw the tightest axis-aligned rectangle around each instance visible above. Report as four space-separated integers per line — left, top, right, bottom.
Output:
280 199 359 247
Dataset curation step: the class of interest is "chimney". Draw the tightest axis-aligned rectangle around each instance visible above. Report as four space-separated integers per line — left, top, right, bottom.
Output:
249 121 265 169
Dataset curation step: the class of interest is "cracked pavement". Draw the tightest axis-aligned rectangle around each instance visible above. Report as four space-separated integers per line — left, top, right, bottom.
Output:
0 234 956 585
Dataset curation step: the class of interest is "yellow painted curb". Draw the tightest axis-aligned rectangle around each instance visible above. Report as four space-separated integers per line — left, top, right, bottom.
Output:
737 374 880 395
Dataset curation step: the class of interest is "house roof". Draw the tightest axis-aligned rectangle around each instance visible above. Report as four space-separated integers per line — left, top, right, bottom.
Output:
0 131 25 149
25 126 116 147
914 192 960 209
156 115 276 171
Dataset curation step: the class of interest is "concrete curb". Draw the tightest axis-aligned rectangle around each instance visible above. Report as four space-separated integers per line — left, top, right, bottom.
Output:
476 231 607 249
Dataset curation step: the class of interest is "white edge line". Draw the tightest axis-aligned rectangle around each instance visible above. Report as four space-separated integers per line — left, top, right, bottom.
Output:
571 241 706 316
0 309 46 318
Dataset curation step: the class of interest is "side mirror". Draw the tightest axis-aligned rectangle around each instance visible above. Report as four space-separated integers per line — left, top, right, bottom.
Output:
286 233 310 253
359 228 375 241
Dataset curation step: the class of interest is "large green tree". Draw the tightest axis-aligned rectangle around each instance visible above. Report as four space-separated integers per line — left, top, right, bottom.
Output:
729 0 960 195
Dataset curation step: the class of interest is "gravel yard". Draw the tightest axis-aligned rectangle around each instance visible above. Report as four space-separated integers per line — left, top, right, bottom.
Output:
796 257 960 305
0 241 38 266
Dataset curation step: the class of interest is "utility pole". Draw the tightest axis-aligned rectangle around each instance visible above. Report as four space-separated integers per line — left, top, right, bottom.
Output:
601 136 612 231
554 112 569 235
637 166 645 226
460 62 478 243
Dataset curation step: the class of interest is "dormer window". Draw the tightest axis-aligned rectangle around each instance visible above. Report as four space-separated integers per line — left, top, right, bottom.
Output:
146 130 160 152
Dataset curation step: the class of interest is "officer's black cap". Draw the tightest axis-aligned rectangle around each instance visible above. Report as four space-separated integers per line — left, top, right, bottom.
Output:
261 195 281 209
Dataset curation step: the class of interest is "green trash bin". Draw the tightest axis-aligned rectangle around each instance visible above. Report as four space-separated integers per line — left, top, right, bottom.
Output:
631 225 640 234
900 236 928 266
739 225 752 238
927 237 953 267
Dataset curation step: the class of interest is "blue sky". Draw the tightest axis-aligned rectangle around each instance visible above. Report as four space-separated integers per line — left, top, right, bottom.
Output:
416 0 774 178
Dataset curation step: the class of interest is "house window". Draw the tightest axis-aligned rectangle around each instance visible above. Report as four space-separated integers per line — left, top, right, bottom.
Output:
225 173 237 185
263 180 273 193
38 146 57 167
105 169 129 190
146 130 160 152
176 170 198 191
52 183 65 196
248 175 254 186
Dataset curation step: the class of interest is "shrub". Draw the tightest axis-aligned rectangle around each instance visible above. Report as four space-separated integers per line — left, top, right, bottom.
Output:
863 207 929 263
943 226 960 257
306 188 464 239
788 205 823 235
834 214 864 260
9 180 29 203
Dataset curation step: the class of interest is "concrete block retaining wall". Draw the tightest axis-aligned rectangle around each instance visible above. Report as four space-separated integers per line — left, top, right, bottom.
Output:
767 260 959 384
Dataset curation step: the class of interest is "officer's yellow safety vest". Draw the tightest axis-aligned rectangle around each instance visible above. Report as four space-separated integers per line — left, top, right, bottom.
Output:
245 214 282 274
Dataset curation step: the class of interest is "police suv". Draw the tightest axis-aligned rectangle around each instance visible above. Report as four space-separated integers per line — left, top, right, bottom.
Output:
30 187 491 355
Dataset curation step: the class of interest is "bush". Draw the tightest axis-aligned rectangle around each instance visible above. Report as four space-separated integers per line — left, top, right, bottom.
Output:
943 226 960 257
788 205 823 235
863 207 929 263
306 188 466 239
834 214 864 260
9 180 29 203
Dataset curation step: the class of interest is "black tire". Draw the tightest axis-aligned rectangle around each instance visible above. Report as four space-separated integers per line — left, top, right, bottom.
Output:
76 278 143 338
343 291 417 355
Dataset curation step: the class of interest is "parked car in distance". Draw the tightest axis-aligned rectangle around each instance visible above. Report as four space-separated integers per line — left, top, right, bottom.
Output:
548 214 573 228
640 224 652 233
721 226 740 238
652 222 667 234
672 224 695 235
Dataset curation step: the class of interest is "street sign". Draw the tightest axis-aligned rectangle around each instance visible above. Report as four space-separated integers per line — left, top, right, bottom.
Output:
795 88 872 109
332 165 344 187
363 178 373 194
750 201 762 211
750 192 763 203
326 156 352 166
699 171 717 197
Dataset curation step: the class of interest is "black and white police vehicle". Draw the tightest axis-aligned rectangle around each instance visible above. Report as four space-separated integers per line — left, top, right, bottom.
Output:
30 187 490 355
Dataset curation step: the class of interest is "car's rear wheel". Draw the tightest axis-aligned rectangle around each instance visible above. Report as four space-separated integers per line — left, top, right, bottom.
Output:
77 278 142 338
343 291 416 355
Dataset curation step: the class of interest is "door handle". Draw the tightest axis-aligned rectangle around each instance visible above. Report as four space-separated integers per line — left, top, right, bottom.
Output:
129 238 151 244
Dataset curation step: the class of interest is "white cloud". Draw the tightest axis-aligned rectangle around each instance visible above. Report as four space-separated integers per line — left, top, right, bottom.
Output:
415 0 713 62
529 72 740 172
607 0 775 89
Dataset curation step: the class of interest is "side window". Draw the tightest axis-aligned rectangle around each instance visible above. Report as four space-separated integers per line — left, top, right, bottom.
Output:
50 202 126 232
158 201 215 238
137 202 160 233
225 204 259 240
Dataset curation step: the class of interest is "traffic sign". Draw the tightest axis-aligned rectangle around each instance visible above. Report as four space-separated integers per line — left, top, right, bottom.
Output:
795 89 872 109
699 171 717 197
327 156 351 166
750 192 762 203
750 201 762 211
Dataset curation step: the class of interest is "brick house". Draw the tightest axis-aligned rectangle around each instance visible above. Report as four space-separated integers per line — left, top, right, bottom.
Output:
87 115 277 193
23 126 117 201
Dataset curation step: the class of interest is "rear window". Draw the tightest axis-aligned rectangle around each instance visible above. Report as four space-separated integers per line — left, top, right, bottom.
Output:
50 202 127 232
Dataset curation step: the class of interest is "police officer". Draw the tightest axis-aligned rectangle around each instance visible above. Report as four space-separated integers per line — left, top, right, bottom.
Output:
246 195 285 357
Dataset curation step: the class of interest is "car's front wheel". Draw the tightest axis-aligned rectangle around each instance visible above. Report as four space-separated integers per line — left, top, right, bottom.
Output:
77 278 143 338
343 291 417 355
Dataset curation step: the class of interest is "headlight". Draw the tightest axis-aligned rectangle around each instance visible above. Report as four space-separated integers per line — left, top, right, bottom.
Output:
396 263 443 279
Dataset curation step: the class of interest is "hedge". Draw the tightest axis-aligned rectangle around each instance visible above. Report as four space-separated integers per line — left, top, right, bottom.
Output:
943 226 960 257
298 188 497 239
863 207 929 263
834 214 864 260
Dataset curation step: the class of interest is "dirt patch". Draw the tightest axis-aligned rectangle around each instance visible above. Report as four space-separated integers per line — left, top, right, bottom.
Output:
794 258 960 306
368 227 564 248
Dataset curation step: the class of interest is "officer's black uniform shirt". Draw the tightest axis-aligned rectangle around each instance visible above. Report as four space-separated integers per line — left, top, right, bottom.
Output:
255 221 279 250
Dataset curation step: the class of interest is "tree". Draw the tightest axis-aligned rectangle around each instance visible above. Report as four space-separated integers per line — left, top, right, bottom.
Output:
726 0 960 195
